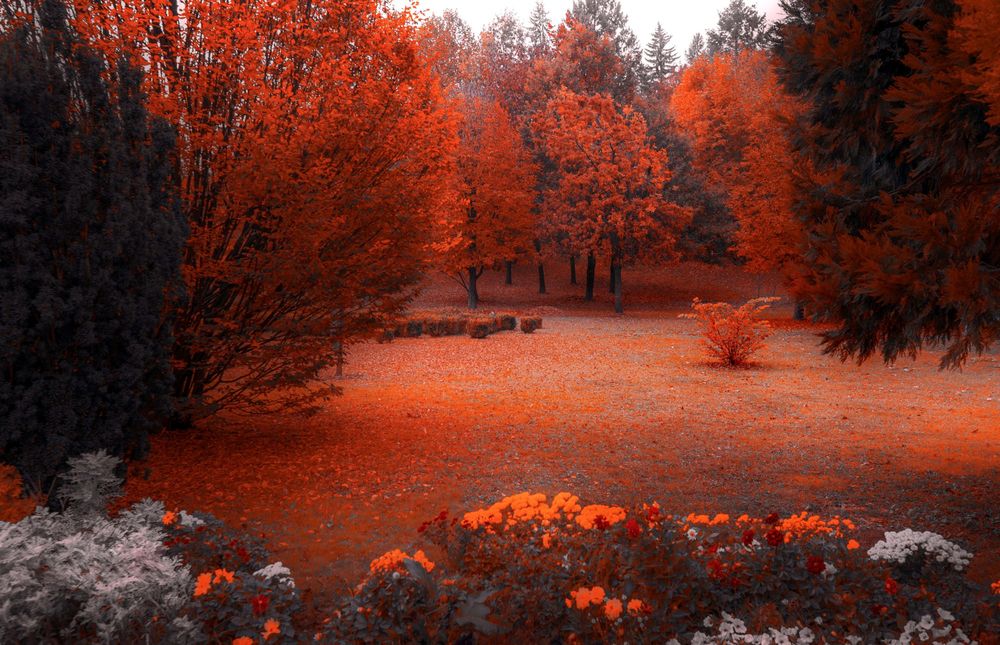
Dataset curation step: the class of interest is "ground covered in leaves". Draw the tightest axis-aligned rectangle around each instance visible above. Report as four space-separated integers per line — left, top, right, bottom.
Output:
123 262 1000 608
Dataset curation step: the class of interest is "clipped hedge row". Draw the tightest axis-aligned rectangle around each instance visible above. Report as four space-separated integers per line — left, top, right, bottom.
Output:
381 312 538 341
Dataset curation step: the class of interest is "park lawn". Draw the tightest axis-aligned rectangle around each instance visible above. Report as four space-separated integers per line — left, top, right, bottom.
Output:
123 262 1000 607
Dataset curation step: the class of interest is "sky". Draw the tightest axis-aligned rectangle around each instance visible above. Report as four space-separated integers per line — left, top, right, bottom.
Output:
396 0 785 61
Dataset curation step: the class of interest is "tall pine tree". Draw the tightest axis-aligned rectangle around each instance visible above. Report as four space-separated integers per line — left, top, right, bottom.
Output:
643 23 678 89
0 0 185 496
776 0 1000 367
706 0 772 56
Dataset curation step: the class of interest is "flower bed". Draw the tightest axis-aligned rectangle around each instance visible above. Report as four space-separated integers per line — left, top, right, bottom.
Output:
325 493 1000 643
3 460 998 643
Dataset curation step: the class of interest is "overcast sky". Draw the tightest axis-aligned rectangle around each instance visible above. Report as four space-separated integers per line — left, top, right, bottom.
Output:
396 0 785 61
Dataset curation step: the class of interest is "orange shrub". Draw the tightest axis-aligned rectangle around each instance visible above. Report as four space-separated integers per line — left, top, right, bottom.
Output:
467 318 494 339
680 297 779 366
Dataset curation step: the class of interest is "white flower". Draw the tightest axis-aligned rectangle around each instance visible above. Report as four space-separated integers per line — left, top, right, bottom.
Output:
253 561 295 588
867 529 972 571
688 528 699 540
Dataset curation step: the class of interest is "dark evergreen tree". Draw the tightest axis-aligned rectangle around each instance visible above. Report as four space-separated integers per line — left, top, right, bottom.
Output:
527 1 552 58
776 0 1000 367
0 0 186 497
570 0 643 99
685 32 705 63
643 23 678 89
706 0 772 56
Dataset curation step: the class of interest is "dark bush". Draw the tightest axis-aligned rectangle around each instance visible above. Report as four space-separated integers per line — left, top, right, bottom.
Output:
468 319 493 339
520 317 543 333
0 5 186 499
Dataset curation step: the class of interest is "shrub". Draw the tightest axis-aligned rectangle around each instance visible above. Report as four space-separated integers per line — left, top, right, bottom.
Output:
680 297 779 366
0 451 300 644
323 493 999 643
406 320 424 337
468 318 494 339
520 317 542 333
498 314 517 331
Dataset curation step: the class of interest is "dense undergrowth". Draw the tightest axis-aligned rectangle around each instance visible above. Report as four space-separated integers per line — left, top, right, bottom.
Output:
2 454 997 644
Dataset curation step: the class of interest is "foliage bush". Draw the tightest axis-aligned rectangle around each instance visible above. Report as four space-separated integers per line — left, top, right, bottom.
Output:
323 493 999 644
680 297 779 366
521 317 543 334
0 451 300 644
468 318 494 339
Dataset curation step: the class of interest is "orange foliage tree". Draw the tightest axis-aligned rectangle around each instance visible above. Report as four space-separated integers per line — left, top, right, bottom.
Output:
72 0 457 419
437 99 537 309
534 90 690 313
670 51 803 275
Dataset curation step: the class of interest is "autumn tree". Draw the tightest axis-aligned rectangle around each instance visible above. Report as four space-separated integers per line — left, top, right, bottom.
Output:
438 100 537 309
643 23 678 90
775 0 1000 366
535 90 691 313
0 0 185 492
74 0 458 420
569 0 643 101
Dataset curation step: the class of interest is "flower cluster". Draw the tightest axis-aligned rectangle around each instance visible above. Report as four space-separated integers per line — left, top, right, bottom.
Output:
461 491 583 530
867 529 974 571
369 548 435 574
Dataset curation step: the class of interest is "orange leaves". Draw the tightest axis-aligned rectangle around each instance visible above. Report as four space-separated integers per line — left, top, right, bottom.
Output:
438 99 536 274
952 0 1000 126
671 51 804 273
72 0 459 417
680 297 779 366
534 89 689 263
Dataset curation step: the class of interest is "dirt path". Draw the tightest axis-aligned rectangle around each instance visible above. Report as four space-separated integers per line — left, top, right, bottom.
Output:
123 263 1000 603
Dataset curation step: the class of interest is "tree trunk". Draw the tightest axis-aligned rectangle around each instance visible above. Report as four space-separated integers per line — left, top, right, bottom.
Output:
537 262 546 294
569 255 577 285
793 300 805 321
505 260 513 285
467 267 479 309
613 259 624 314
334 341 344 377
609 263 616 293
585 253 596 301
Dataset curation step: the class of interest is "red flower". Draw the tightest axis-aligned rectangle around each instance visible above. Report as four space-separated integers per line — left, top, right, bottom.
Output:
741 529 755 546
764 512 780 524
593 514 611 530
765 527 784 547
707 558 726 580
806 555 825 575
645 505 661 523
626 519 642 539
871 603 888 616
705 544 719 555
251 594 269 617
885 577 899 595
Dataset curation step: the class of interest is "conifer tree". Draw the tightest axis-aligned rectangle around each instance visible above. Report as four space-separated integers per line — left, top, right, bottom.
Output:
776 0 1000 367
0 0 185 494
643 23 678 89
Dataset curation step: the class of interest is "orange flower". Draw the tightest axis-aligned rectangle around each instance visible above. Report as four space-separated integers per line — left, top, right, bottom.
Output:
194 572 212 597
262 619 280 640
232 638 254 645
542 533 552 549
576 505 626 530
627 598 651 615
412 550 435 572
568 586 606 610
213 569 235 584
604 598 623 620
162 510 177 526
847 539 860 550
709 513 729 525
990 579 1000 595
